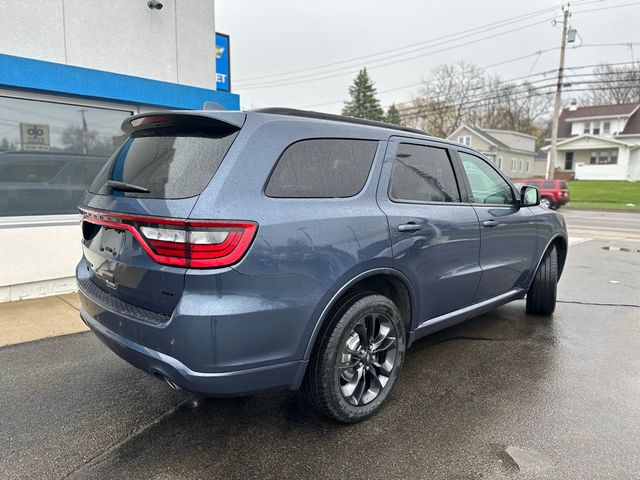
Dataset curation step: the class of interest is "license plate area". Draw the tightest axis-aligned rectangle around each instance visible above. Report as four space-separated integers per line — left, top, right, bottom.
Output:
85 226 125 289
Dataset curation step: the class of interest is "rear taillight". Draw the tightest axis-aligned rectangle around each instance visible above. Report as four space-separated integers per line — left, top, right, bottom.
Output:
80 208 257 268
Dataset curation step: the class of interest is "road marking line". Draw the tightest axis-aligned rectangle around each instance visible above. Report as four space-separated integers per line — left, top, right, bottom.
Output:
568 237 592 246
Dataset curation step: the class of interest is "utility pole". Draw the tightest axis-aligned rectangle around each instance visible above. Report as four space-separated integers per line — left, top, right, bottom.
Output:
547 4 571 180
79 109 89 155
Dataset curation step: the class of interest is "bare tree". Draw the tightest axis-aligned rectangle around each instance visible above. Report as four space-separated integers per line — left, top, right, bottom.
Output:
415 61 486 137
582 63 640 105
398 62 552 142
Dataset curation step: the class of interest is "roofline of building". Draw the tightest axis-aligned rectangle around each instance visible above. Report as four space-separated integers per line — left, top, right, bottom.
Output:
483 128 537 140
541 133 634 150
449 124 499 148
564 104 640 122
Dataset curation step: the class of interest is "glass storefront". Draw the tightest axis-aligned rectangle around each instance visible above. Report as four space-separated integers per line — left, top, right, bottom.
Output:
0 96 132 216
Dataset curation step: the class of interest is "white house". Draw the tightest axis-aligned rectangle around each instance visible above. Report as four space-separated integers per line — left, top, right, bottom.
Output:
447 125 541 179
543 101 640 180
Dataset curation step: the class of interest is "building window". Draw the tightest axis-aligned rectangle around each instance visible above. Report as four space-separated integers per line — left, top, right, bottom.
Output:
526 160 531 173
0 95 132 217
564 151 574 170
583 122 591 134
458 135 471 146
592 124 600 135
603 122 611 134
588 149 618 165
497 156 503 169
519 159 524 172
511 158 517 171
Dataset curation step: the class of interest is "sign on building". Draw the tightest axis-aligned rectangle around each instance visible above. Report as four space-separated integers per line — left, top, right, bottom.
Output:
215 33 231 93
20 123 50 151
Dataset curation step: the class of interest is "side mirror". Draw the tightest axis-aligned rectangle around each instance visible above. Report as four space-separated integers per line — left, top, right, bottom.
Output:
520 185 540 207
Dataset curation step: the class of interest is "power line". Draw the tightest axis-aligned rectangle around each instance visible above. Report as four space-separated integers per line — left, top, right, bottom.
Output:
304 61 639 110
236 18 554 90
236 0 611 85
571 0 640 14
394 77 640 119
235 5 561 84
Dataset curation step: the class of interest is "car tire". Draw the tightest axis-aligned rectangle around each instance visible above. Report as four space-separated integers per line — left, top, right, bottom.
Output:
539 197 552 209
303 292 406 423
526 246 558 316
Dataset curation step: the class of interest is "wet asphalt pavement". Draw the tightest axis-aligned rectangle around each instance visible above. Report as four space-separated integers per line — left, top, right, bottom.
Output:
2 210 639 480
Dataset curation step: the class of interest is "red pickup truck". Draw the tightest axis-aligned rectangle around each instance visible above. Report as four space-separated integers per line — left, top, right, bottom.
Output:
519 179 570 209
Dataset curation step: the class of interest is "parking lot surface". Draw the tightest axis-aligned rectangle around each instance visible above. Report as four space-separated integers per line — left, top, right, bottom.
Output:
1 209 639 480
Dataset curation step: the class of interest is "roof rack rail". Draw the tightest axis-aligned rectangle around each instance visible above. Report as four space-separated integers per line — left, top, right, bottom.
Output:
252 108 430 136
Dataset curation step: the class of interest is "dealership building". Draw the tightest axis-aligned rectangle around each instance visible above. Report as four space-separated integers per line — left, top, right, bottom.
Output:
0 0 238 301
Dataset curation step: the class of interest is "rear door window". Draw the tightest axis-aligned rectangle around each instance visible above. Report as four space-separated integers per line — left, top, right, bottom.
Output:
265 139 377 198
89 126 239 199
389 143 460 203
543 181 555 189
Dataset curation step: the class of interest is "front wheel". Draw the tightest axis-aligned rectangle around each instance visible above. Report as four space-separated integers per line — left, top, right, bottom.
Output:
526 246 558 315
304 293 406 423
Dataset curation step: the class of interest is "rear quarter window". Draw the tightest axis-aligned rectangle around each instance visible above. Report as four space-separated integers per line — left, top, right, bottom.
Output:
265 139 378 198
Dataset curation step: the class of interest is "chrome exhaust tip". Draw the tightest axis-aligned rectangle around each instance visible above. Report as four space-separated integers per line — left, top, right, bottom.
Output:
164 376 181 390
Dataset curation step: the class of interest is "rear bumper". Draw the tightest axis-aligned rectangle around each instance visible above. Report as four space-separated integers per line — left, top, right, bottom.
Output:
76 254 316 395
80 303 307 396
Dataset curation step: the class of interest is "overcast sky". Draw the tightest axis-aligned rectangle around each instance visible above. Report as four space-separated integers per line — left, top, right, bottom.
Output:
216 0 639 114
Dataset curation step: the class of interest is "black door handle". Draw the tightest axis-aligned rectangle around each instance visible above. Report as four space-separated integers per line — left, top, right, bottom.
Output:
482 219 498 228
398 223 423 232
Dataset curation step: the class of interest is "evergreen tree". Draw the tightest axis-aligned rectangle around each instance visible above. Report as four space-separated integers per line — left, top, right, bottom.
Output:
385 104 402 125
342 68 385 121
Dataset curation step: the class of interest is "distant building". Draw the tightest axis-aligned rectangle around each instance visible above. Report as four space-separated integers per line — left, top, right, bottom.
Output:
543 100 640 181
447 125 541 179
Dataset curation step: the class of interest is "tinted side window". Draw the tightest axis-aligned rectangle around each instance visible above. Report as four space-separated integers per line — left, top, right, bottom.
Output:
0 159 66 182
459 151 514 205
389 143 460 203
543 181 555 189
265 139 377 198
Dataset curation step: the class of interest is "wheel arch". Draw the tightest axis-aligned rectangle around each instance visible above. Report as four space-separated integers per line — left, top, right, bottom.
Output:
301 268 417 364
529 233 568 287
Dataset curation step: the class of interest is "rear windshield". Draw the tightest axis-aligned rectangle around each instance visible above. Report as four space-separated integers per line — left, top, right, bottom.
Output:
89 126 239 199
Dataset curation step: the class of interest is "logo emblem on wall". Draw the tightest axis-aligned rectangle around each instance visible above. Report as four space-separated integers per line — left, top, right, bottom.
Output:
215 33 231 93
20 123 50 151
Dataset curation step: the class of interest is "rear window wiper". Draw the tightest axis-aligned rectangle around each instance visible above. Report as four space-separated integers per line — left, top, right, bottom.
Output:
105 180 150 194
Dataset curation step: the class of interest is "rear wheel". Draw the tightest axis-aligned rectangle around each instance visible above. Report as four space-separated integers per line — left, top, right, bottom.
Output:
526 246 558 315
304 293 406 423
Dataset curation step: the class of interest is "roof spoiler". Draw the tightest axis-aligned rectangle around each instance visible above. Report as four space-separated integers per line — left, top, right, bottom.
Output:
122 110 246 134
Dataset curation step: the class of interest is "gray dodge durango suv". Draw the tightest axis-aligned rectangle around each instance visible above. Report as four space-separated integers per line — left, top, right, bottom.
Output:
77 108 567 422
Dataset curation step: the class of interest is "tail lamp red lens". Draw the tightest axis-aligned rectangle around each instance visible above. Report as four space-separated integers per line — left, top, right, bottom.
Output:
80 208 257 268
